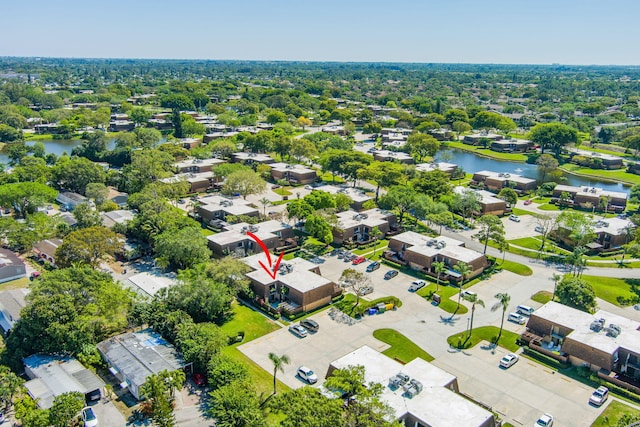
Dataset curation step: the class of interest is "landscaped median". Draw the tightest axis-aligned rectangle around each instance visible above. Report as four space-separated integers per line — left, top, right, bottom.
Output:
591 400 640 427
447 326 520 351
416 284 469 315
373 328 434 363
580 275 640 307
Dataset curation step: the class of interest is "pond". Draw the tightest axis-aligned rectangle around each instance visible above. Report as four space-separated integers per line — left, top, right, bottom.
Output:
436 148 631 194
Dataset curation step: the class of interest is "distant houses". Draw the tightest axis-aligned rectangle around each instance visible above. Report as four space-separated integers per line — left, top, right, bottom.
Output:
471 170 537 194
552 185 628 213
207 220 294 257
332 209 398 245
454 187 507 216
0 249 26 284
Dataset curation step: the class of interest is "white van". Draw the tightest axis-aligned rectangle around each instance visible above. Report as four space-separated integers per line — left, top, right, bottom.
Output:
508 312 526 325
517 305 534 316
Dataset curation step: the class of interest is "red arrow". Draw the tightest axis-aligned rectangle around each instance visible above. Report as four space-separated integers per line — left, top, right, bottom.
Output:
247 231 284 280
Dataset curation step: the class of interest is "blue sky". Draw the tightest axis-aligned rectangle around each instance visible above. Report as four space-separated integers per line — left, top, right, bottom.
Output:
1 0 639 64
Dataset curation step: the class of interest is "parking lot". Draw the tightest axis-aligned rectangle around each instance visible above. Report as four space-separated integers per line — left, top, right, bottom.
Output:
239 253 610 426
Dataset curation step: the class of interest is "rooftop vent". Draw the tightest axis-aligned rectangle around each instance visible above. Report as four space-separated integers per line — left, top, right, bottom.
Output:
241 226 248 234
427 239 438 247
388 373 410 389
590 318 606 332
278 263 293 275
403 379 423 398
606 324 622 338
249 225 259 233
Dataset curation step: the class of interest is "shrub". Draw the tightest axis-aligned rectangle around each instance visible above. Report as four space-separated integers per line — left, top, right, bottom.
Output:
522 346 570 369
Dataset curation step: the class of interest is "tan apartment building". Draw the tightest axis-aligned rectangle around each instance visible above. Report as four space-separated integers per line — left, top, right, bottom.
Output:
207 220 294 257
454 186 507 216
333 209 397 245
196 195 259 224
552 185 628 212
268 163 317 185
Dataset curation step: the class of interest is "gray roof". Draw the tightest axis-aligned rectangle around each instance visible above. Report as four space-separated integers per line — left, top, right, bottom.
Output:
23 354 105 409
97 329 186 390
0 249 26 283
0 288 29 332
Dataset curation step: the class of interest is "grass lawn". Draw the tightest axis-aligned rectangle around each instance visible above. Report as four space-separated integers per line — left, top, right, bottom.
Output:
352 240 388 257
199 227 214 236
561 164 640 186
0 277 31 290
510 207 530 216
499 260 533 276
447 326 520 352
580 275 639 307
531 291 553 304
220 301 281 343
586 260 640 268
591 400 640 427
373 328 434 363
416 284 469 315
221 346 290 397
444 141 528 162
538 203 561 211
319 172 345 183
273 187 293 196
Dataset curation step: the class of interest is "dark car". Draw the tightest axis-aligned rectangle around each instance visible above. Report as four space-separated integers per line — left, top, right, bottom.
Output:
384 270 399 280
366 262 380 272
192 372 206 387
300 319 319 333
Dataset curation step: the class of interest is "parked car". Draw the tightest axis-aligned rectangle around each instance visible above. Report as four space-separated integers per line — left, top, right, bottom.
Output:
192 372 206 387
289 324 308 338
589 386 609 406
82 407 98 427
461 290 477 299
352 255 366 265
524 199 533 205
310 256 325 264
508 312 526 325
509 214 521 222
499 353 519 368
409 280 426 292
359 286 374 296
297 366 318 384
343 253 356 262
366 261 380 272
534 413 554 427
300 318 319 333
384 270 399 280
534 225 543 233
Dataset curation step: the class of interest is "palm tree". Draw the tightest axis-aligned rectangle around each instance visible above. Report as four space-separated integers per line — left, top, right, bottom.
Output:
449 262 472 319
370 226 383 258
551 273 562 301
268 352 290 395
433 261 446 293
498 239 509 264
259 197 271 217
491 293 511 344
463 293 485 345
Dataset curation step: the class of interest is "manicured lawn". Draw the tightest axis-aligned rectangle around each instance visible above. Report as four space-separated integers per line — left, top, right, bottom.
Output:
416 284 469 315
510 207 530 216
200 227 214 236
221 346 290 396
591 400 640 427
586 260 640 268
220 300 281 343
531 291 553 304
444 141 528 162
581 275 640 307
352 240 388 257
561 164 640 186
273 187 293 196
0 277 31 290
538 203 560 211
447 326 520 352
499 260 533 276
373 328 434 363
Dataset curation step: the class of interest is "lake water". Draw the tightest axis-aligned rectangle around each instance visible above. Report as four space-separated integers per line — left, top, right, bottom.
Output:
0 138 118 164
436 148 631 194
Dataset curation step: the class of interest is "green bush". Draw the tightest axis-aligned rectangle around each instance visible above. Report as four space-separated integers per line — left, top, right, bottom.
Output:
523 346 570 369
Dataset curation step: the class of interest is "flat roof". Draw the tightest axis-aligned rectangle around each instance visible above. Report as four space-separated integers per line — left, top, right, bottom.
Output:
97 329 186 390
242 254 332 292
569 148 623 161
314 185 373 203
207 220 290 246
101 210 135 226
336 209 394 230
372 150 413 160
592 217 634 236
127 272 177 297
23 354 105 409
268 162 316 174
454 186 505 205
197 195 259 217
233 152 274 162
392 232 484 263
330 346 493 427
474 170 536 185
554 184 628 200
415 162 457 173
532 302 640 356
174 157 225 170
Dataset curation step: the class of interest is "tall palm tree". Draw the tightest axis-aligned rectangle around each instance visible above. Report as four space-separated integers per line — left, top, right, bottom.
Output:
491 293 511 344
433 261 446 293
268 352 290 395
463 294 485 344
259 197 271 217
449 262 472 320
370 226 383 258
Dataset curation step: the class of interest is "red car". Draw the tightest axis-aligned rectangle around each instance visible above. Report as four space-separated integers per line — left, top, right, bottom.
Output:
524 199 533 205
352 256 366 265
192 372 206 387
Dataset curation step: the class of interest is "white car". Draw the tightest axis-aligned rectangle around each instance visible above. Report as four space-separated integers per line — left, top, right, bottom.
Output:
461 290 477 299
534 413 553 427
499 353 519 368
589 386 609 406
289 324 308 338
297 366 318 384
409 280 426 292
509 214 521 222
508 312 526 325
82 407 98 427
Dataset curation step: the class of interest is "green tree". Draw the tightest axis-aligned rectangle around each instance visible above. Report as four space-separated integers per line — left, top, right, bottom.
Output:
433 260 446 293
140 370 186 427
491 293 511 344
452 120 472 138
340 268 372 308
208 381 265 427
291 138 318 163
84 182 109 206
361 161 406 201
174 322 227 374
529 123 579 157
473 215 505 254
154 226 211 270
49 392 84 427
207 354 249 390
305 214 334 244
370 226 383 258
129 107 152 126
0 182 57 219
269 387 344 427
72 202 103 228
497 188 518 207
222 169 266 200
121 149 175 193
463 293 485 344
405 133 440 161
378 186 417 224
51 156 106 194
268 353 290 395
556 276 597 313
536 153 559 182
0 365 24 410
56 226 121 268
286 199 314 224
